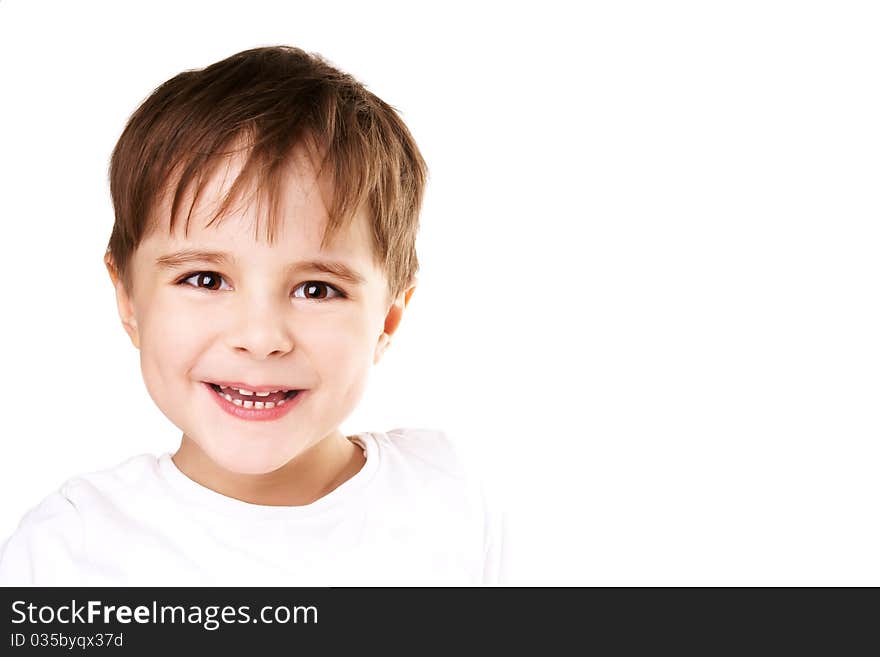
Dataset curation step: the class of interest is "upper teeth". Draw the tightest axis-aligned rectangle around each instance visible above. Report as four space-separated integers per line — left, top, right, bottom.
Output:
220 386 284 397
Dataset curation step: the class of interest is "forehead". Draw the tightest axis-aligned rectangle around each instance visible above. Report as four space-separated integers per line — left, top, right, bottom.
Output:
141 143 375 267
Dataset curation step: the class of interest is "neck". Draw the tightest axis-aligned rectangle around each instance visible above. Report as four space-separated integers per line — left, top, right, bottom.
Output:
171 430 365 506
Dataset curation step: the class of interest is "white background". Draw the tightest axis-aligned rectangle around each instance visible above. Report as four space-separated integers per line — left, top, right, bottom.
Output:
1 0 878 585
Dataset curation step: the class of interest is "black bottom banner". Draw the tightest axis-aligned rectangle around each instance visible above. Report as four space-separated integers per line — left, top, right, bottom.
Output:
0 587 873 652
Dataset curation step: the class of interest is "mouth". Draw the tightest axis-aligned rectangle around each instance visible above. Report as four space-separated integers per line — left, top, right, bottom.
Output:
204 382 300 409
201 381 305 422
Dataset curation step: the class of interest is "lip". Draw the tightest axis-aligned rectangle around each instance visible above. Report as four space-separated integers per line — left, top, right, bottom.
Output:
202 381 306 422
205 380 300 393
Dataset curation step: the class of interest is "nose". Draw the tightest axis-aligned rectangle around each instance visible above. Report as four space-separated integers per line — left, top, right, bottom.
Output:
225 295 295 360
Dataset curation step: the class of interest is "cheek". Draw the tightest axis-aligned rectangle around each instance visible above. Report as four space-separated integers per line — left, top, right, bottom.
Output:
303 318 378 413
307 320 375 374
139 293 379 388
149 301 213 351
138 300 215 382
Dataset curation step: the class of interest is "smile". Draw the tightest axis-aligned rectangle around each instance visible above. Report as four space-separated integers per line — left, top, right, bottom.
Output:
202 382 305 422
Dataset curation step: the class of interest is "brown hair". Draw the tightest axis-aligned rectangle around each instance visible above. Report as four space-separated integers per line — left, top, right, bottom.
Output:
106 45 428 306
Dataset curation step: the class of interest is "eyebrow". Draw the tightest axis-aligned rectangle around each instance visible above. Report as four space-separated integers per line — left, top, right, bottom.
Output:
154 249 366 286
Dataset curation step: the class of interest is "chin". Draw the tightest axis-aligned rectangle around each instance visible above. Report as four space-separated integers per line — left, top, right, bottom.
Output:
226 452 292 475
205 440 299 476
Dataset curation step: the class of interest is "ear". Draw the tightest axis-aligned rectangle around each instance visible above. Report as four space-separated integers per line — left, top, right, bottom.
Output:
104 251 141 350
374 280 417 365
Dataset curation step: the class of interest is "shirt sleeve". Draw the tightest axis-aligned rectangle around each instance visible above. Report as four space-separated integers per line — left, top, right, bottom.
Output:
482 505 510 585
477 464 513 586
0 489 83 586
427 427 512 586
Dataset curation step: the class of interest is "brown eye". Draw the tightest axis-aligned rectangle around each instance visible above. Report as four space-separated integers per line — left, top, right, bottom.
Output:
293 281 344 301
180 272 226 291
198 273 222 290
305 282 329 299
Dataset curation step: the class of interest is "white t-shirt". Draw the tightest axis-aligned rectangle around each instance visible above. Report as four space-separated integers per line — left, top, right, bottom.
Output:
0 428 507 586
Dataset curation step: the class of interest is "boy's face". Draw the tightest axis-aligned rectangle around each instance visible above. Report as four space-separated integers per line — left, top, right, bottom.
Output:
105 146 415 475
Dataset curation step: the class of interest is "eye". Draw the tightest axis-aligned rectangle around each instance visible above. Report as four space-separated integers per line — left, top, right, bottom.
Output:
293 281 346 301
176 273 346 301
178 271 229 291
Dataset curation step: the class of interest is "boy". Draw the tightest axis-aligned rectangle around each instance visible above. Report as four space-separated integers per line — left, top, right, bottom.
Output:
0 46 505 585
